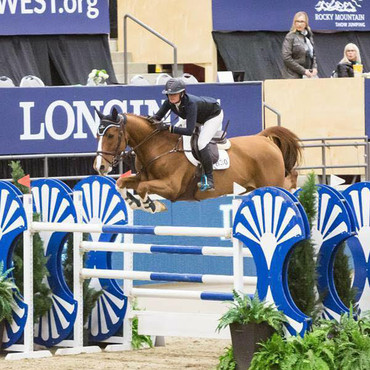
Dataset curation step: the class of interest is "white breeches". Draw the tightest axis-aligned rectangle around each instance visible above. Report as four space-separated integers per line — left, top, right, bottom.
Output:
197 110 224 150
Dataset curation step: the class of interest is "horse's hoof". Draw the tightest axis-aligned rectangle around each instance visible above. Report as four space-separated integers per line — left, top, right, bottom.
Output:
154 201 167 213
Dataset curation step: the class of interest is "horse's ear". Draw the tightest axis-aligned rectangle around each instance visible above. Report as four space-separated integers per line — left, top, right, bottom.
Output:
94 107 105 120
111 107 119 121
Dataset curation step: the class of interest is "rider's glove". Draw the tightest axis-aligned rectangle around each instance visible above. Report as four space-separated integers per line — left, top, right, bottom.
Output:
146 115 161 124
157 122 171 132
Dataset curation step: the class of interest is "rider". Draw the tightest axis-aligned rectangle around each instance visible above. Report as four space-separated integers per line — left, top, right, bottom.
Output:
151 78 224 191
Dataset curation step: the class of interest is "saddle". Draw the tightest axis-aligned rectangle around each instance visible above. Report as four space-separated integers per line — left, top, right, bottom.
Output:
190 123 230 163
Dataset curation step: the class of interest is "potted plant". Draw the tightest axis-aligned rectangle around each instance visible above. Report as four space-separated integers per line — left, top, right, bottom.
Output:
0 262 20 347
217 290 287 369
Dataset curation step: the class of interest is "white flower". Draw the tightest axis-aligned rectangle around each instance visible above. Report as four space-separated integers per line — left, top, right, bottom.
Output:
97 71 109 80
88 69 108 86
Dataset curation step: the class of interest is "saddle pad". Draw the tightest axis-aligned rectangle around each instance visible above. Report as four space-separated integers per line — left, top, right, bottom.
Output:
183 136 230 170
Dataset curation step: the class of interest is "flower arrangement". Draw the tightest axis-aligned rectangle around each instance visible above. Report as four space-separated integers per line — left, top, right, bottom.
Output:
87 69 109 86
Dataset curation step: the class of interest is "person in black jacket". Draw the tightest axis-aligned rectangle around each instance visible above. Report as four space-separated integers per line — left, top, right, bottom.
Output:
336 43 362 78
282 11 318 79
152 78 224 191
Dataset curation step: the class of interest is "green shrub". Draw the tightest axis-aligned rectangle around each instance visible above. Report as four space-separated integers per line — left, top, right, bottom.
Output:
131 299 153 350
288 172 319 318
10 161 52 322
250 307 370 369
0 262 20 324
217 346 236 370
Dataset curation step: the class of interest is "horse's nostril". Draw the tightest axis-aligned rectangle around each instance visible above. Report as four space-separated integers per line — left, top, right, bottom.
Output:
100 165 105 171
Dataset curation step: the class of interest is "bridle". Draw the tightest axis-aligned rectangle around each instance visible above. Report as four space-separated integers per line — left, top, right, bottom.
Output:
96 113 182 172
96 114 129 167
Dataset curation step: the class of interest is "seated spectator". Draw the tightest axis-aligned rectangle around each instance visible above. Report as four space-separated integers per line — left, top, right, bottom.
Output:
336 43 362 78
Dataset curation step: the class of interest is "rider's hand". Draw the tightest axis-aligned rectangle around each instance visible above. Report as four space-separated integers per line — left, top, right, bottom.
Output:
157 122 171 131
146 115 161 124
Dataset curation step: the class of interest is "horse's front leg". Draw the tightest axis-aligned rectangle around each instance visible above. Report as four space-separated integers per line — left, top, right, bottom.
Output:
135 179 182 214
116 175 143 210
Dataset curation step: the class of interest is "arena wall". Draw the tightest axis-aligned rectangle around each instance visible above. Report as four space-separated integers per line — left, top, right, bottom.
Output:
264 77 366 176
116 0 216 81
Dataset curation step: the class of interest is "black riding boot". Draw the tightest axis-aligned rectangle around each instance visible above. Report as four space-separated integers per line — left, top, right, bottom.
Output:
198 145 215 191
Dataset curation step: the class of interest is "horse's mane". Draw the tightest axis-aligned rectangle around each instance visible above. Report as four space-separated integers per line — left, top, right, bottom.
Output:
126 113 151 122
125 113 155 128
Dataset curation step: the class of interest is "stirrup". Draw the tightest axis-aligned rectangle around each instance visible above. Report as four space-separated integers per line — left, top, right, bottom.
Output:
199 175 215 192
197 174 206 189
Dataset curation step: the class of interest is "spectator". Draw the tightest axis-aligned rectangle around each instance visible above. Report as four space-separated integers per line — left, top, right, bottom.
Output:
335 43 362 78
282 11 318 79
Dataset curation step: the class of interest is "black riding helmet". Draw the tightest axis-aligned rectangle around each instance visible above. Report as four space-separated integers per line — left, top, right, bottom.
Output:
162 78 186 95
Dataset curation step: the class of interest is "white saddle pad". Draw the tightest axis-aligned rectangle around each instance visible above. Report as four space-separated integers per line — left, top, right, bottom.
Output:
182 136 230 170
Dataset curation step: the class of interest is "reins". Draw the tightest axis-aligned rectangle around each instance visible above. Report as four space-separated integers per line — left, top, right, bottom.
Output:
135 136 184 176
96 114 186 174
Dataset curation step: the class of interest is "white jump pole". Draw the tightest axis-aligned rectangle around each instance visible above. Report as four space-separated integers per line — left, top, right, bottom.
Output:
105 206 134 352
232 198 244 293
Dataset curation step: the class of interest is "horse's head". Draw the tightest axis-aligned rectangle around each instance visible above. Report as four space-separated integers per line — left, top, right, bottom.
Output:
93 107 128 175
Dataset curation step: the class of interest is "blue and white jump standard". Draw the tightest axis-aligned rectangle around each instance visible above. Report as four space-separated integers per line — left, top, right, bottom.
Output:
3 175 368 359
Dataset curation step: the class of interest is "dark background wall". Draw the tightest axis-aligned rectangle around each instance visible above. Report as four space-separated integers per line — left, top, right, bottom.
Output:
213 31 370 81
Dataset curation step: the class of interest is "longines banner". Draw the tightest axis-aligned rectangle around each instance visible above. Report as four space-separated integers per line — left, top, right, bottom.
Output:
213 0 369 31
0 0 109 35
0 83 263 155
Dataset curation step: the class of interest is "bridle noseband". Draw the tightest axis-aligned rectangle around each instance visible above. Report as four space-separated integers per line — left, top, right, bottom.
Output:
96 113 128 167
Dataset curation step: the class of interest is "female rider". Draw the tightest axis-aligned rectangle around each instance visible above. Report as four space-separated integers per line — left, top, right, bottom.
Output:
151 78 224 191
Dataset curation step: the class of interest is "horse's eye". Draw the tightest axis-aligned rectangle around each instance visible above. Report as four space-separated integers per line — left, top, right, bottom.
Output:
107 134 114 139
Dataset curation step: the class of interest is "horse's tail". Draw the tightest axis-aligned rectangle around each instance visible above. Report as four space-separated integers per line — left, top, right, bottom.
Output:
258 126 302 176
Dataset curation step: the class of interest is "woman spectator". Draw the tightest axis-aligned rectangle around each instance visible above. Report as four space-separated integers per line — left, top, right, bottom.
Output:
282 11 318 79
335 43 362 78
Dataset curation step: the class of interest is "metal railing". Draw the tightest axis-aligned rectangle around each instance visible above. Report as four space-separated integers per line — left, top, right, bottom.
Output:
263 103 281 127
123 14 178 84
0 137 368 184
298 136 369 183
0 152 123 182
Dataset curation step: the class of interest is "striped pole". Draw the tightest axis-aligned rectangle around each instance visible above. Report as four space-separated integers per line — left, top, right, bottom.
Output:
32 222 232 238
81 268 257 286
80 241 252 257
132 288 236 301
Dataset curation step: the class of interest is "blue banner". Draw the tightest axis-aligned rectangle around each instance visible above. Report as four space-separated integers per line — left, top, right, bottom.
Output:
0 0 109 35
213 0 369 32
0 83 262 155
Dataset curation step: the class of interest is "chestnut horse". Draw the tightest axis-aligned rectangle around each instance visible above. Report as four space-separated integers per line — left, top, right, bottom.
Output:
94 108 301 213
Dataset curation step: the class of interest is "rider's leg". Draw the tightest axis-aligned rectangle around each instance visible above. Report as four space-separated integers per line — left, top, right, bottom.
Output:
199 145 215 190
197 111 224 191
